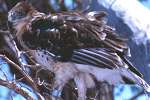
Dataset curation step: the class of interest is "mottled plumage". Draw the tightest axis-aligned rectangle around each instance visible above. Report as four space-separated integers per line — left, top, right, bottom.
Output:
8 1 150 94
25 11 129 60
8 1 142 76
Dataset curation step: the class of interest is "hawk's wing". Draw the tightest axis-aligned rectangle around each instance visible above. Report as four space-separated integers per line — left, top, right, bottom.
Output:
20 11 142 76
19 11 142 77
71 48 142 77
26 11 128 55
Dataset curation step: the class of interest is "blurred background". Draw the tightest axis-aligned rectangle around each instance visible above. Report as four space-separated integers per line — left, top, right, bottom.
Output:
0 0 150 99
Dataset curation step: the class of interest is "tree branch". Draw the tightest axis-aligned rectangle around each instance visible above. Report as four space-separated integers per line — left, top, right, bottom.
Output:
0 54 45 100
0 79 34 100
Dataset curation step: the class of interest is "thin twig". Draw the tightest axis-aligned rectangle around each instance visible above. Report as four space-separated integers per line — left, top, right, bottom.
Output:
0 79 34 100
0 29 45 99
0 54 44 100
0 54 36 88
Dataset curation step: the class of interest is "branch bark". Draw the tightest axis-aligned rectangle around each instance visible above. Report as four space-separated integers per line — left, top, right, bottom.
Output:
0 79 34 100
0 54 45 100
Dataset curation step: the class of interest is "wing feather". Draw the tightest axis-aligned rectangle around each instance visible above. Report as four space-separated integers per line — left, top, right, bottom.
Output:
71 48 124 69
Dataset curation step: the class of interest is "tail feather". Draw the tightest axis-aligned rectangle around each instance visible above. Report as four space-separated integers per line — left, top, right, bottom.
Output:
71 48 124 69
120 55 143 77
120 68 150 92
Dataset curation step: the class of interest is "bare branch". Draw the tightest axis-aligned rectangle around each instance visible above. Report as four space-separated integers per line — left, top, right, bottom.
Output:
0 54 45 100
0 79 34 100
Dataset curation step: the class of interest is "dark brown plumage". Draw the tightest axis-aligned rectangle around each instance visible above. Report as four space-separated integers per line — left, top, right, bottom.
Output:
8 1 128 54
8 1 141 76
8 1 150 94
26 11 128 59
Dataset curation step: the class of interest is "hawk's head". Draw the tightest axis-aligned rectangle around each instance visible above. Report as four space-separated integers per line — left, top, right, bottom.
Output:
8 1 34 23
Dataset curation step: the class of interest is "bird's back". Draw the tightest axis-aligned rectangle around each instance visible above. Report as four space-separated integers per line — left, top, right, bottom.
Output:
21 11 128 61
